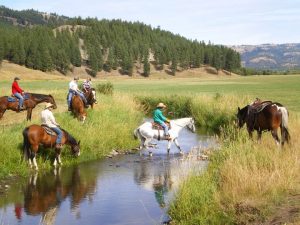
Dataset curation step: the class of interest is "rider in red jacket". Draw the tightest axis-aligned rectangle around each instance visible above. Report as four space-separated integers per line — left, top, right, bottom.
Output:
12 77 25 111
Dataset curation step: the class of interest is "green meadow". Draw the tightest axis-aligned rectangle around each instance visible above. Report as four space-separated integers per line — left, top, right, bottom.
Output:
0 74 299 224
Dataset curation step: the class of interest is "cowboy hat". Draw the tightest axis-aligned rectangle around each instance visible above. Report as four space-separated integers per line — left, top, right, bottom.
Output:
45 103 54 109
14 77 20 80
157 102 167 108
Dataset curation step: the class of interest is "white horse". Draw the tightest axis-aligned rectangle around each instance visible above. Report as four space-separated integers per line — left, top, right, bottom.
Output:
134 117 196 156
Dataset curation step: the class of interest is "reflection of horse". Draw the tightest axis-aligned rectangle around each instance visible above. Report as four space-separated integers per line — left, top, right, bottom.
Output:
83 88 97 109
237 101 290 146
71 95 87 123
134 118 196 155
0 93 57 121
22 166 97 221
22 125 80 170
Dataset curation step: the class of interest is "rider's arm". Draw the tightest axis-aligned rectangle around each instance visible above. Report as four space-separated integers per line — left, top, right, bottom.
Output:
157 110 167 122
49 112 59 126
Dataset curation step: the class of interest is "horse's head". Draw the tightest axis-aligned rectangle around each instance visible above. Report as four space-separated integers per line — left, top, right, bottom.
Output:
187 118 196 133
237 106 248 128
71 140 81 157
48 95 57 109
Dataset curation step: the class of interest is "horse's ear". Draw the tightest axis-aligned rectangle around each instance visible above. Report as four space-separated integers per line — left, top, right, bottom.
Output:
78 140 81 145
238 107 240 112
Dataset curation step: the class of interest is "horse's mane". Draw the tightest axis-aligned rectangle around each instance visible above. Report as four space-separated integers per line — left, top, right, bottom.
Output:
30 93 51 99
61 129 77 145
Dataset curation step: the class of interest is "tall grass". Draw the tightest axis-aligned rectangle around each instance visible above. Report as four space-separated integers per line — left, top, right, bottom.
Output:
169 114 300 224
137 94 250 133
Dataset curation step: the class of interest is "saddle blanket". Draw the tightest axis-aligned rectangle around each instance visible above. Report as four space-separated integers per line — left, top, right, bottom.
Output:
41 125 57 136
7 93 30 102
152 122 171 130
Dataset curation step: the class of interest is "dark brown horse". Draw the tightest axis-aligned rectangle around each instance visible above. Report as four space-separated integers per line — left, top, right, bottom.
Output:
23 125 80 170
237 101 290 146
0 93 57 121
83 88 97 109
71 95 87 123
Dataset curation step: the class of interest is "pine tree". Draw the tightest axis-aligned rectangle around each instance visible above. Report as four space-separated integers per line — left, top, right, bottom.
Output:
143 50 150 77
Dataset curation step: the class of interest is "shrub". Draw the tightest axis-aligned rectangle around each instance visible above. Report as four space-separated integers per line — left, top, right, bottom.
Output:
96 82 114 95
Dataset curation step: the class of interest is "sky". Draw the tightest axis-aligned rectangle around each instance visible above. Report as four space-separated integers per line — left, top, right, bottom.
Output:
1 0 299 45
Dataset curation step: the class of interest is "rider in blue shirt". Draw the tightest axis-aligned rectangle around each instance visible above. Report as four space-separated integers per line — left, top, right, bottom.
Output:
153 102 171 140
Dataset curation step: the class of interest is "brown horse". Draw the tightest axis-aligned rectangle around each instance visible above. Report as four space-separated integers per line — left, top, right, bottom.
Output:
83 88 97 109
23 125 80 170
237 101 290 146
71 95 87 123
0 93 57 121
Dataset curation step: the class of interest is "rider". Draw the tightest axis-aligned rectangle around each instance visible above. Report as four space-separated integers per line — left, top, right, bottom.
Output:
41 103 63 149
67 77 88 111
153 102 171 140
12 77 25 111
83 77 98 104
82 77 92 92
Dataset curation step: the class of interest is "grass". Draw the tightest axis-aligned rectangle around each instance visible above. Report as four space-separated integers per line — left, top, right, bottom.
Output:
0 74 299 223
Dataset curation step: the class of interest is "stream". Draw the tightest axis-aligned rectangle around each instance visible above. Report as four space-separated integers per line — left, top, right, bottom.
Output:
0 127 216 225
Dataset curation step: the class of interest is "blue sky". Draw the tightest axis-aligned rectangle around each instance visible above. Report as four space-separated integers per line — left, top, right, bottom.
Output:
1 0 299 45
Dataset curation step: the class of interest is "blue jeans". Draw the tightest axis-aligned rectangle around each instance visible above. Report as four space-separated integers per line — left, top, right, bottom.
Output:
160 122 169 136
51 127 63 144
67 90 87 108
14 93 24 108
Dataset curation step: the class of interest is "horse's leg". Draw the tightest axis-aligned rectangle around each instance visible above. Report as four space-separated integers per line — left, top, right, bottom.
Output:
26 108 32 121
167 140 172 154
31 145 39 170
0 108 6 120
174 138 183 155
54 148 62 167
257 130 262 143
271 129 280 146
143 138 153 156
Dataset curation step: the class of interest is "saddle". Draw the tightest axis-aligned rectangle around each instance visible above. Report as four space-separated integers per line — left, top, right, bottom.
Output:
7 93 30 102
152 122 171 130
249 101 273 114
41 125 57 136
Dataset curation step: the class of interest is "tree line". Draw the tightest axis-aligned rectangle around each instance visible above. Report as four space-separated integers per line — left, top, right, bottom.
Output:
0 13 241 76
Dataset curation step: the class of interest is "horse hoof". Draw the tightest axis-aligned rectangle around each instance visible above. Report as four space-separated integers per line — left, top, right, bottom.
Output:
149 152 153 157
179 151 184 155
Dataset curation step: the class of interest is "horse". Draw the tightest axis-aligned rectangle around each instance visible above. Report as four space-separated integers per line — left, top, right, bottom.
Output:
22 124 81 170
71 95 87 123
237 101 290 146
0 93 57 121
83 88 97 109
134 117 196 156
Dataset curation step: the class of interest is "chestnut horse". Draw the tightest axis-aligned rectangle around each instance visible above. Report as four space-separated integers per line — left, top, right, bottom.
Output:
237 101 290 146
0 93 57 121
71 95 87 123
23 125 80 170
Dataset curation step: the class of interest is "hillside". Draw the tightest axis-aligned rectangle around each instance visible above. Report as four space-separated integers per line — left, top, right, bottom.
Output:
230 43 300 70
0 5 241 78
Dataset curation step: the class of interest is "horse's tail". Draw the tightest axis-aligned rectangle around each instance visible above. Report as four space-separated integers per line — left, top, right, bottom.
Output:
133 128 139 140
22 127 30 161
279 106 290 144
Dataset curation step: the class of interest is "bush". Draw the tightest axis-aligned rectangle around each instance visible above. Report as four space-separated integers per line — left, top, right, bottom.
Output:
96 82 114 95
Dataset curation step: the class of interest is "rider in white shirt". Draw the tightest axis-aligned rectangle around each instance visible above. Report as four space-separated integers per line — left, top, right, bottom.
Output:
67 77 88 111
41 103 63 149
